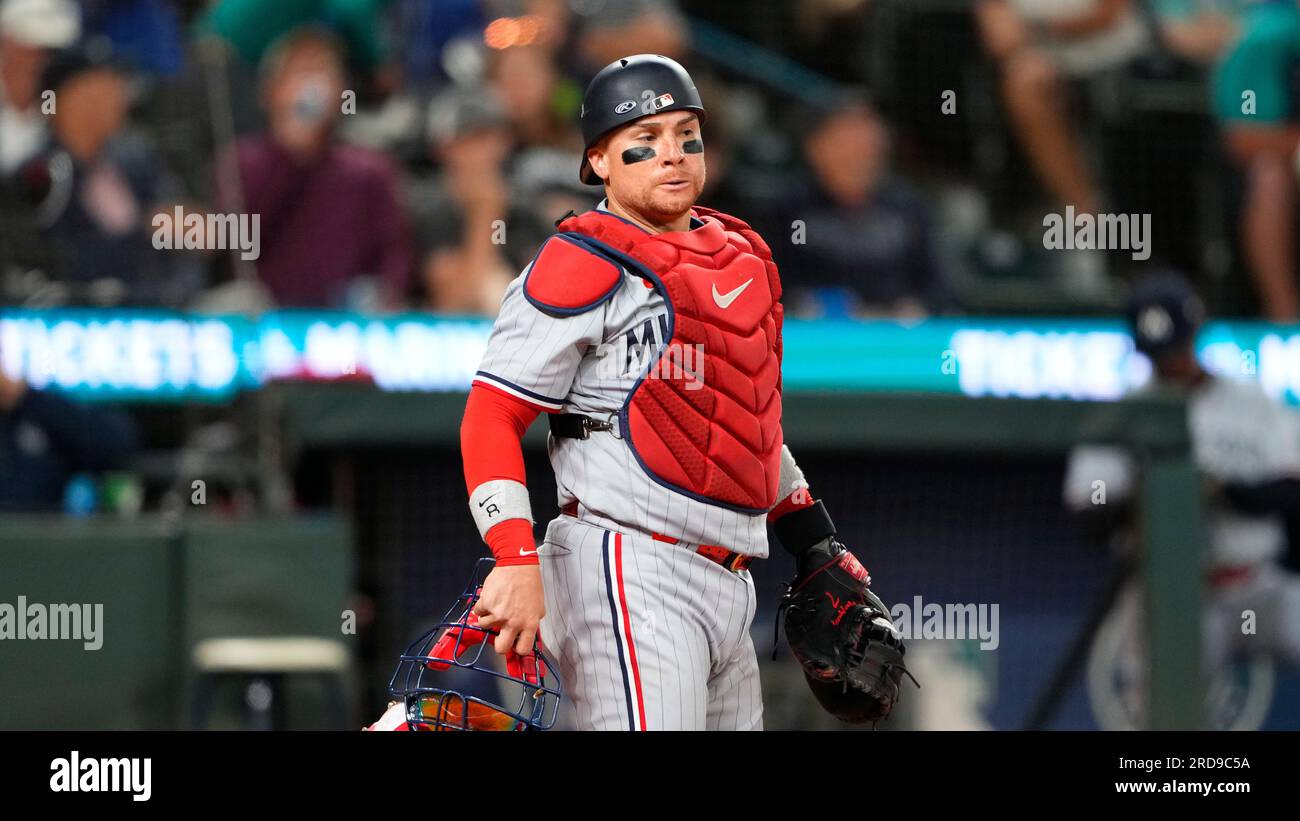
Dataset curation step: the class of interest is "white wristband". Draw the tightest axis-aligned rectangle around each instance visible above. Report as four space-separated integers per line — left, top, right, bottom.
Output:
776 444 810 504
469 479 534 539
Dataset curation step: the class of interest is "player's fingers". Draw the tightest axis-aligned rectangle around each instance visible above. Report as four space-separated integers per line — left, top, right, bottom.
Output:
493 624 518 656
513 624 538 656
475 610 500 630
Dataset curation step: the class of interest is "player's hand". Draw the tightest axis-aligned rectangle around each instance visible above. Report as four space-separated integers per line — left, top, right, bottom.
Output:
472 564 545 656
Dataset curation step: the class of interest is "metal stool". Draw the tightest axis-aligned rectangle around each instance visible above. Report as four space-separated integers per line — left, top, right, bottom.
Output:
190 637 350 730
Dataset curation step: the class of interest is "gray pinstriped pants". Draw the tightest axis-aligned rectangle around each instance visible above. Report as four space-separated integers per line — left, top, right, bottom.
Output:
538 514 763 730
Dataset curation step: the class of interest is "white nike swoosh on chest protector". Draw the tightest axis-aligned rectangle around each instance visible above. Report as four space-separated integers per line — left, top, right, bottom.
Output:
712 278 754 309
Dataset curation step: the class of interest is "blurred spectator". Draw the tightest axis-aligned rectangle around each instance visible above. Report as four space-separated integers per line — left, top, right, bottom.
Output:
1205 0 1300 320
21 44 201 306
488 43 582 152
394 0 488 91
512 145 601 222
215 27 413 309
408 86 555 314
781 0 873 84
976 0 1151 214
695 85 749 219
81 0 185 77
198 0 398 91
1153 0 1246 63
570 0 688 67
394 0 578 91
0 0 79 175
0 365 138 511
770 94 951 319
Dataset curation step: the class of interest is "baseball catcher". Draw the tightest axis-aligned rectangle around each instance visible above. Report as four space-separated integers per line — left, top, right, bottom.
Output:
456 53 913 729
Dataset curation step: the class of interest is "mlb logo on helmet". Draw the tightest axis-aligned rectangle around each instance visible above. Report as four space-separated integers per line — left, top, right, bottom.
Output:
653 92 674 109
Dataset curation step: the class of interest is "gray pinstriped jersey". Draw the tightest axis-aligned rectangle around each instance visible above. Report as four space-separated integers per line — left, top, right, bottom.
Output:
474 208 773 556
1064 376 1300 567
537 514 763 730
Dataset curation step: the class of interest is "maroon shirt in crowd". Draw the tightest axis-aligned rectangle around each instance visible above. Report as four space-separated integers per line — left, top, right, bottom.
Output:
218 137 413 307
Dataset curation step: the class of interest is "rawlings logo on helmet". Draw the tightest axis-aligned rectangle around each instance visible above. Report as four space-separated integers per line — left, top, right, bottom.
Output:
614 100 636 114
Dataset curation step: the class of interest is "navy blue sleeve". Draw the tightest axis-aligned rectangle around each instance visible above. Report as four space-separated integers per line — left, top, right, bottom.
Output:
1222 478 1300 518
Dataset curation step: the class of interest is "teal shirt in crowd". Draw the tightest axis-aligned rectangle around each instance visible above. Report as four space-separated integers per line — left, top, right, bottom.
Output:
1200 0 1300 123
196 0 391 74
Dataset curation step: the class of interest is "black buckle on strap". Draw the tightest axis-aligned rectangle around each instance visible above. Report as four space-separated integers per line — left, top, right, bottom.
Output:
549 413 614 440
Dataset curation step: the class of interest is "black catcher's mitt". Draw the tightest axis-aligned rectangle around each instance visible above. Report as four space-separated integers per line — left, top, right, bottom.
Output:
776 523 915 725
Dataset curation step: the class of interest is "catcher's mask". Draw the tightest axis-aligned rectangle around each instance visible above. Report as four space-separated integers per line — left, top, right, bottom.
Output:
386 558 562 731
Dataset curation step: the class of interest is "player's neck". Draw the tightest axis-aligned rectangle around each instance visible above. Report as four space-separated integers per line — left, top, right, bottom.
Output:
603 193 692 234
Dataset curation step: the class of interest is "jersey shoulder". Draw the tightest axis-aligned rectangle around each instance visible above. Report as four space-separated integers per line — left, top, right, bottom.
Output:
1196 376 1279 418
523 233 625 316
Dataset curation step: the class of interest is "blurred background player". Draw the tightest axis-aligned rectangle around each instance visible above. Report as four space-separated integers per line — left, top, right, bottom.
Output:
1064 271 1300 680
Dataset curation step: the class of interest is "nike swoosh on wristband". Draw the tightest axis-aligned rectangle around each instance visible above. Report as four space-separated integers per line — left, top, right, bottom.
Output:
712 278 753 309
518 547 537 556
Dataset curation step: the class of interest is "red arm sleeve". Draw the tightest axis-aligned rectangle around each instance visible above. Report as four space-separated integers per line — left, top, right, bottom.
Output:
768 486 815 522
460 382 543 565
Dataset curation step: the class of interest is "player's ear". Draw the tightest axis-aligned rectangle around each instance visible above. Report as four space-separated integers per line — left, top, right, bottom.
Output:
588 141 610 184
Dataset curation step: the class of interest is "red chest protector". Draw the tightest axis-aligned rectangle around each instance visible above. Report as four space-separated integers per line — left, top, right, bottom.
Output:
539 206 784 513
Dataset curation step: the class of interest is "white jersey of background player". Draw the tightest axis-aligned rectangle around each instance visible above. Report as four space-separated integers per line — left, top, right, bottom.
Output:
1064 273 1300 670
455 55 906 730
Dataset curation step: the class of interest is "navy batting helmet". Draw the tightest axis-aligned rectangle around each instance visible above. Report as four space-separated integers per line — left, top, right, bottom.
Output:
381 559 562 731
1126 272 1205 360
577 54 706 185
